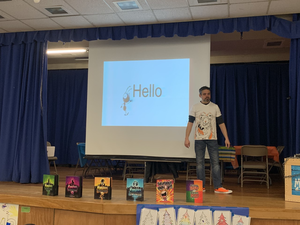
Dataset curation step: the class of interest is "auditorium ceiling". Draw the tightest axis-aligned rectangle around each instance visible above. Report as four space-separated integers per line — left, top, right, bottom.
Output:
0 0 295 65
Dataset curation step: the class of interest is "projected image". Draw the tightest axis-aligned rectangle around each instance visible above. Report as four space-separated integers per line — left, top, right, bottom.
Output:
102 59 190 126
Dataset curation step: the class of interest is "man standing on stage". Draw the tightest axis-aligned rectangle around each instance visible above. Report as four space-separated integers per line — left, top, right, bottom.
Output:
184 86 232 194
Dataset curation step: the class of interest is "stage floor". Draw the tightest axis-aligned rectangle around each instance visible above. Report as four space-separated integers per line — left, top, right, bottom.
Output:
0 166 300 224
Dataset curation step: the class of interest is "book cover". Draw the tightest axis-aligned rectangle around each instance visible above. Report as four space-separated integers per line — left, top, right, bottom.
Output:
94 177 112 200
186 180 203 203
65 176 82 198
42 174 59 196
292 165 300 196
156 179 174 203
126 178 144 201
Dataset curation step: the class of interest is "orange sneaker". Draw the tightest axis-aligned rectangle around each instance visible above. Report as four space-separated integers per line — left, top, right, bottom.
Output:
214 187 232 194
202 188 206 193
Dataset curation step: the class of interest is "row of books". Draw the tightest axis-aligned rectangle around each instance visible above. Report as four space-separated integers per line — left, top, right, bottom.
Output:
42 175 203 203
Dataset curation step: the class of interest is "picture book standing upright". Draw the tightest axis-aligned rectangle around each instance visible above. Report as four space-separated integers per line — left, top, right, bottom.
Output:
94 177 112 200
65 176 83 198
42 174 59 196
186 180 203 203
126 178 144 201
156 179 174 203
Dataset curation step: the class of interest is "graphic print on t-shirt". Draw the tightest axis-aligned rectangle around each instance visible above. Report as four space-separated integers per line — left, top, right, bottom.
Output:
196 112 213 139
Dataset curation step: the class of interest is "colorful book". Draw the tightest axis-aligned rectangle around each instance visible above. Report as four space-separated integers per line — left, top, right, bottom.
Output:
42 174 59 196
186 180 203 203
65 176 82 198
126 178 144 201
94 177 112 200
156 179 174 203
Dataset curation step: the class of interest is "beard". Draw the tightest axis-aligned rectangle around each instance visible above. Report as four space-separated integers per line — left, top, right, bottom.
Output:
203 97 210 102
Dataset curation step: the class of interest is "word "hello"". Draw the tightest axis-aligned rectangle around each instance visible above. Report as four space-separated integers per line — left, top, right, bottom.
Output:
133 84 162 97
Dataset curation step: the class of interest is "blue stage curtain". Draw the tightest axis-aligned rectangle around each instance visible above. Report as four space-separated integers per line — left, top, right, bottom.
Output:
0 41 49 183
289 14 300 157
47 69 88 165
0 16 300 45
210 63 290 158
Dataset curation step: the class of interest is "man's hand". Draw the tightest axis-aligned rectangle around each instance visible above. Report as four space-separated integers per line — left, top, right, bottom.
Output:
184 122 193 148
225 139 230 148
184 138 190 148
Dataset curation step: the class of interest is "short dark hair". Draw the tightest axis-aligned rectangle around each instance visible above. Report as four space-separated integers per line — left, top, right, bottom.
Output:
199 86 210 94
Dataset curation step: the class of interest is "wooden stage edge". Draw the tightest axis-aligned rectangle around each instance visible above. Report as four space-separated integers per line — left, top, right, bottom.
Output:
1 167 300 225
2 191 300 219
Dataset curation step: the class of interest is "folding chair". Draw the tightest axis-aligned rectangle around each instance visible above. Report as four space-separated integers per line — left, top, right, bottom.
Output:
47 141 58 174
241 145 269 188
268 146 284 178
74 143 88 176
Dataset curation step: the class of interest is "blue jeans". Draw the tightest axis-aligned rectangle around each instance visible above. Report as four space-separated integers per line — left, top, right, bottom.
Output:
195 140 221 189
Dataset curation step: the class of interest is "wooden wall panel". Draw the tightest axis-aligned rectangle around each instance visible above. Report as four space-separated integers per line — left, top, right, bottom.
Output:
54 209 104 225
104 215 136 225
251 219 300 225
18 206 54 225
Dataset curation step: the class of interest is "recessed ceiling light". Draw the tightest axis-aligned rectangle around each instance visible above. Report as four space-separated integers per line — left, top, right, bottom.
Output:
197 0 217 3
113 0 142 11
45 7 68 15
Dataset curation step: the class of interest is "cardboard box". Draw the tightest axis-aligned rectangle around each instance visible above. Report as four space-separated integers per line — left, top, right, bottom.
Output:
285 158 300 202
47 146 55 157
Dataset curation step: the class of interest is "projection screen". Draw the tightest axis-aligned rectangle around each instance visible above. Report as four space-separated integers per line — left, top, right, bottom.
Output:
86 35 210 160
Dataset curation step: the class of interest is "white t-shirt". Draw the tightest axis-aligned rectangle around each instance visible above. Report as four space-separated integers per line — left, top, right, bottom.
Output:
190 101 221 140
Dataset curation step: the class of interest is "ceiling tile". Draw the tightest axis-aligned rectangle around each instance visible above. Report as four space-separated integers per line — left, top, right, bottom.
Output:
84 14 125 26
146 0 189 10
51 16 94 28
22 18 63 30
104 0 150 12
190 4 228 20
230 2 268 17
24 0 80 17
268 0 300 15
64 0 114 14
24 0 66 4
0 20 34 32
0 10 15 21
153 8 192 23
117 10 157 25
0 1 47 19
188 0 228 7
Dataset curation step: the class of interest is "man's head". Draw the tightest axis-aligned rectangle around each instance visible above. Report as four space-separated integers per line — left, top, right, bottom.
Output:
199 86 211 103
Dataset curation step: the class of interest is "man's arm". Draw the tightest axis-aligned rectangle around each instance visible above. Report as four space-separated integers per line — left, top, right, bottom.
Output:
184 122 193 148
219 123 230 148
